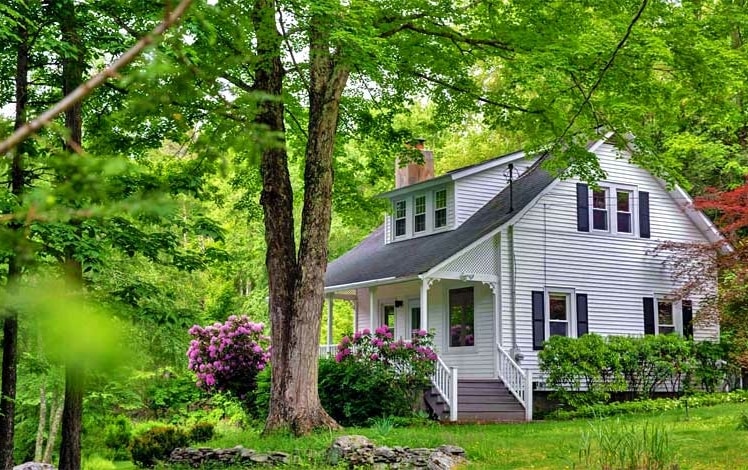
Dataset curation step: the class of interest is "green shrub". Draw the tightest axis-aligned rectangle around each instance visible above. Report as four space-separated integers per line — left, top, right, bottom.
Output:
319 358 424 426
187 422 215 443
130 425 189 468
548 390 748 420
692 340 733 392
540 334 733 409
319 326 436 427
103 415 133 460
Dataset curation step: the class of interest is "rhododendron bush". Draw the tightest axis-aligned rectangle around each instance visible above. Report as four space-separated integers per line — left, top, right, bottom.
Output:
187 315 270 408
335 325 437 381
318 325 438 425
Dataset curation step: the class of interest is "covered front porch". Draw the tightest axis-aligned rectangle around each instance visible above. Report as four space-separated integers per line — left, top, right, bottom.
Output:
322 275 500 379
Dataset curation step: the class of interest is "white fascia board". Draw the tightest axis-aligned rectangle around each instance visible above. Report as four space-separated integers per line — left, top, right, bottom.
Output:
375 175 452 199
324 276 419 294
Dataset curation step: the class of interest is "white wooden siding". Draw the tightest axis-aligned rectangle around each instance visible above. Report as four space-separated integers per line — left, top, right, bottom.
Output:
356 288 370 331
454 161 533 225
507 143 718 371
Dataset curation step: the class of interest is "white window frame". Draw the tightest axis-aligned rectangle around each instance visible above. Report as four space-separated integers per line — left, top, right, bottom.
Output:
394 199 408 239
615 189 634 235
588 183 639 236
433 188 448 230
413 194 427 234
654 296 682 335
590 187 610 232
445 285 476 352
544 288 577 339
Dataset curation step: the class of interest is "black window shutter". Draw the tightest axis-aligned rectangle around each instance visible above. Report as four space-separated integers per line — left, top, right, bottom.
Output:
682 300 694 338
576 183 589 232
639 191 650 238
576 294 589 336
643 297 655 335
532 291 545 350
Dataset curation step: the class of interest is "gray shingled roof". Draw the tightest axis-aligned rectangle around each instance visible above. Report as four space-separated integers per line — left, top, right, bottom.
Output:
325 164 556 288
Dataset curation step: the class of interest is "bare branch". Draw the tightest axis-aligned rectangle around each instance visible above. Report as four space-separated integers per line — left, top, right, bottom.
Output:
0 0 195 156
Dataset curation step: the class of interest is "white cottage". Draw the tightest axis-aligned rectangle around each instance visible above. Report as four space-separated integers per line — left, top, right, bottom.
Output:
323 134 722 422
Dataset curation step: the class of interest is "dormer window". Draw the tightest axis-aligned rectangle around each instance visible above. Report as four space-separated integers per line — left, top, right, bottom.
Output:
414 195 426 233
434 189 447 229
395 200 407 237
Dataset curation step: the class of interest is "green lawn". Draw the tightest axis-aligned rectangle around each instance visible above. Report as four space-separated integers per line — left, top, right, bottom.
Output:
204 403 748 469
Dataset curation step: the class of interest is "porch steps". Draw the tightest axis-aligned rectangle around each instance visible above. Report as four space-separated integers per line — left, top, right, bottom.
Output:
425 379 526 423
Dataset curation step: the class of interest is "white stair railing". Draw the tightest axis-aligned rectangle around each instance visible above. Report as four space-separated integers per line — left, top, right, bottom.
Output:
431 355 458 421
496 343 533 421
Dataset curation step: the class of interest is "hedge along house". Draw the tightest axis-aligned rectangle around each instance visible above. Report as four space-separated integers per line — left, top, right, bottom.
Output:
323 133 723 422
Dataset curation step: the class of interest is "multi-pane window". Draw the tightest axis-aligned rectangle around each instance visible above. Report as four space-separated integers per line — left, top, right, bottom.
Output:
592 188 609 231
657 300 675 335
448 287 474 347
414 195 426 233
616 190 633 233
434 189 447 229
548 293 570 337
395 200 406 237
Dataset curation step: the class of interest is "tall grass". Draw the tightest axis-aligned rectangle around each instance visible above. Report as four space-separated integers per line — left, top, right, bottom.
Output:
578 420 679 470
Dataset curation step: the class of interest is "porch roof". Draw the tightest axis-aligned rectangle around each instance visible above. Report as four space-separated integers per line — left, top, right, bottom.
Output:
325 164 555 290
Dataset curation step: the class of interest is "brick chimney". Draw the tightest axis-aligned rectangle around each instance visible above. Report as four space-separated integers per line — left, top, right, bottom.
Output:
395 139 435 188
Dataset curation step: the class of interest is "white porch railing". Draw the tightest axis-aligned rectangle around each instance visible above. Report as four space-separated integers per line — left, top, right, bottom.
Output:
431 355 458 421
496 343 533 421
319 344 336 358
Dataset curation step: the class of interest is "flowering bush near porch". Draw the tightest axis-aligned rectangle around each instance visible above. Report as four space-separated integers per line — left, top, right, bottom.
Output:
319 325 437 426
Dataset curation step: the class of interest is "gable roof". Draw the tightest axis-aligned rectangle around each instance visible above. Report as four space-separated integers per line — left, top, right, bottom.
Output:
325 162 556 290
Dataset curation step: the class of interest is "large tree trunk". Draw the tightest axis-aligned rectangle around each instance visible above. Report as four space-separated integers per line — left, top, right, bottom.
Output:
57 1 85 468
0 16 30 470
255 0 348 435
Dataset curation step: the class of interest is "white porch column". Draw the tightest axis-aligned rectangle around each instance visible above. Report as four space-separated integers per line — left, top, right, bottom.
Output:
420 278 429 332
326 293 334 349
369 287 378 330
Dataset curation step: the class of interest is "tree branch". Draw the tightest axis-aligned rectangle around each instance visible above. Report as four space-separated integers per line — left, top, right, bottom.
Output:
549 0 649 152
380 21 513 53
413 71 540 114
0 0 195 156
